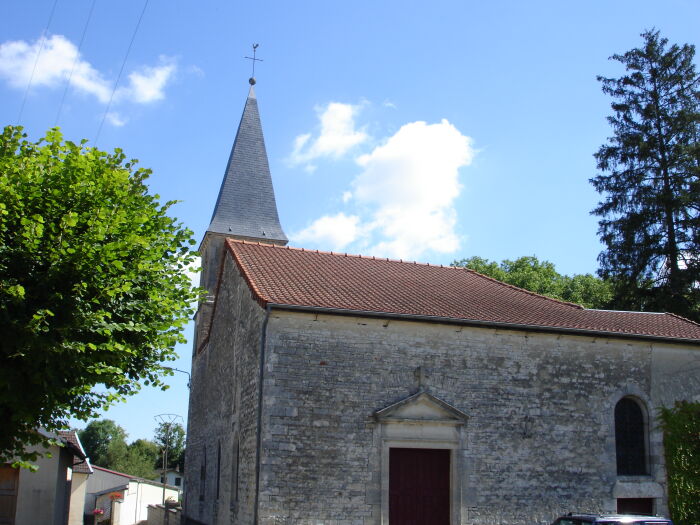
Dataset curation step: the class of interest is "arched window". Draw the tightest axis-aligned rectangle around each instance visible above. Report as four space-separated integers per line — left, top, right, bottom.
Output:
615 397 648 475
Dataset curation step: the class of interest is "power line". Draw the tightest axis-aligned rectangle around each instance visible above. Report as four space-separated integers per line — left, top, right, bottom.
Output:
17 0 60 126
55 0 97 127
94 0 150 147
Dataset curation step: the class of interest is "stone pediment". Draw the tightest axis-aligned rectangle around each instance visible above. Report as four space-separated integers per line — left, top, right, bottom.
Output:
373 391 468 425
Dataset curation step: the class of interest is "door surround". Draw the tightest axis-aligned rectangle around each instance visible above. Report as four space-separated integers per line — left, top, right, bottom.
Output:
372 391 468 525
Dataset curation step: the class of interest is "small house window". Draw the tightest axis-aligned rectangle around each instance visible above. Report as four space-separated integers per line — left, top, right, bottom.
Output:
615 397 648 475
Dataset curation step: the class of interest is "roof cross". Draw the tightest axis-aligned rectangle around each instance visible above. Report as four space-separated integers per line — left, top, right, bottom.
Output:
244 43 262 84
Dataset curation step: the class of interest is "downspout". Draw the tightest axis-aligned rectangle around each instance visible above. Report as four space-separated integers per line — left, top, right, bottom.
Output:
253 304 272 524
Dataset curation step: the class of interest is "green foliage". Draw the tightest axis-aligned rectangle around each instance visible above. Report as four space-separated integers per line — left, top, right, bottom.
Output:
659 401 700 525
451 255 613 308
115 439 160 479
0 126 199 464
154 421 186 470
79 420 159 478
591 30 700 321
79 419 127 467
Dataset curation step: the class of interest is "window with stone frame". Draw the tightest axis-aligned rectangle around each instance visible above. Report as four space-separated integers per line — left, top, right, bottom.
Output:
614 397 648 475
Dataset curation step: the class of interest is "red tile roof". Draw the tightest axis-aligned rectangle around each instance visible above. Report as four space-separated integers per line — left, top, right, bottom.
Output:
57 430 93 474
225 240 700 344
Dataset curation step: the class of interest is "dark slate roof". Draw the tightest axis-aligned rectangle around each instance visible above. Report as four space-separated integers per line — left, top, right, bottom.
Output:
207 86 287 244
225 240 700 344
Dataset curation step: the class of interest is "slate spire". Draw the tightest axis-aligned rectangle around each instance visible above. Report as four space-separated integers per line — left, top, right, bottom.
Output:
207 83 287 245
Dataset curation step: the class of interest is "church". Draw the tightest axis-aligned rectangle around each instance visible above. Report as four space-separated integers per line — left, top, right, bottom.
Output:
183 79 700 525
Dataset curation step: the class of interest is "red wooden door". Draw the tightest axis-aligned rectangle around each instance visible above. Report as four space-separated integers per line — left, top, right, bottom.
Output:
389 448 450 525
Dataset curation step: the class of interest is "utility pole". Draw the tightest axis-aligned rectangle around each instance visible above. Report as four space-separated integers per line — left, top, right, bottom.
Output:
154 413 183 525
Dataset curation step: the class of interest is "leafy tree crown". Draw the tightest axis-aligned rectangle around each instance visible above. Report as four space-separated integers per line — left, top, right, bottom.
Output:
0 126 200 464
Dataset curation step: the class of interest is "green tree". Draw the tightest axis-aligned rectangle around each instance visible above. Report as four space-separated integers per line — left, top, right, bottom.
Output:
79 419 128 468
113 439 160 479
0 127 199 464
79 420 159 477
154 421 186 471
452 255 613 309
659 401 700 525
591 30 700 320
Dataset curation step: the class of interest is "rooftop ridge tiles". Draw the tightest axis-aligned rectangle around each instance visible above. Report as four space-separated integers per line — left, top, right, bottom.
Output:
588 308 666 314
666 311 700 327
228 239 468 267
455 266 586 310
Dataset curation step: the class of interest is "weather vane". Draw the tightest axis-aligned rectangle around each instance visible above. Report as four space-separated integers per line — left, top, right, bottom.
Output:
244 43 262 85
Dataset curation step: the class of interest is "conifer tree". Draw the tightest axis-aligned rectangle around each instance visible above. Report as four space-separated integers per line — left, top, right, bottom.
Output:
591 30 700 320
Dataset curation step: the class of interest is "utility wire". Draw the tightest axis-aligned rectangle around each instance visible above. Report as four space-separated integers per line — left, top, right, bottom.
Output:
17 0 60 126
94 0 150 147
54 0 97 127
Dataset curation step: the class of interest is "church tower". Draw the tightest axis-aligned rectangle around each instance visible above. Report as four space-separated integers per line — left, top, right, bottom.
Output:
195 78 287 350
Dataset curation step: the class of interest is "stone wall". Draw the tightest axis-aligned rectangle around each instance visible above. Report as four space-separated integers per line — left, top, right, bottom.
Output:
255 311 699 524
184 253 266 525
185 249 700 525
147 504 180 525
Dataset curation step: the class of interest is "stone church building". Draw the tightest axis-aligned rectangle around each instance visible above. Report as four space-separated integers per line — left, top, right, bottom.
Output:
184 81 700 525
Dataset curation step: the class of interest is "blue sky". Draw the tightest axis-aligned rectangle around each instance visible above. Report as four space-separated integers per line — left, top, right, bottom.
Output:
1 1 698 443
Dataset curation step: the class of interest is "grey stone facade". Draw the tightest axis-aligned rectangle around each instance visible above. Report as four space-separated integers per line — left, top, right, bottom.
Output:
184 256 700 525
185 255 265 524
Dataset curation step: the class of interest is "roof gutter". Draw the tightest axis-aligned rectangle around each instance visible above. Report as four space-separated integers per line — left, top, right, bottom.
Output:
264 303 700 347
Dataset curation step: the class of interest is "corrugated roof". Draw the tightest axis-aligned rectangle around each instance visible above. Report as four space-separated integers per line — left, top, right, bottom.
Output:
225 240 700 343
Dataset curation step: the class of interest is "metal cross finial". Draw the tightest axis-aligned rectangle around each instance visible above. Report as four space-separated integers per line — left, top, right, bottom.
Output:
244 43 262 85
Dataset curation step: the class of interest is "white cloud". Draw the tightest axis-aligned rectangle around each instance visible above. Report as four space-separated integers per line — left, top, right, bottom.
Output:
292 213 361 252
0 35 177 122
0 34 111 101
352 119 474 259
294 118 475 261
105 111 127 127
290 102 368 168
123 57 176 103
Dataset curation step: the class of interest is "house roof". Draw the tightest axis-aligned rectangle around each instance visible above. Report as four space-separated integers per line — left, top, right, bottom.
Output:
57 430 93 474
207 85 287 244
92 465 133 479
92 466 179 489
226 240 700 344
